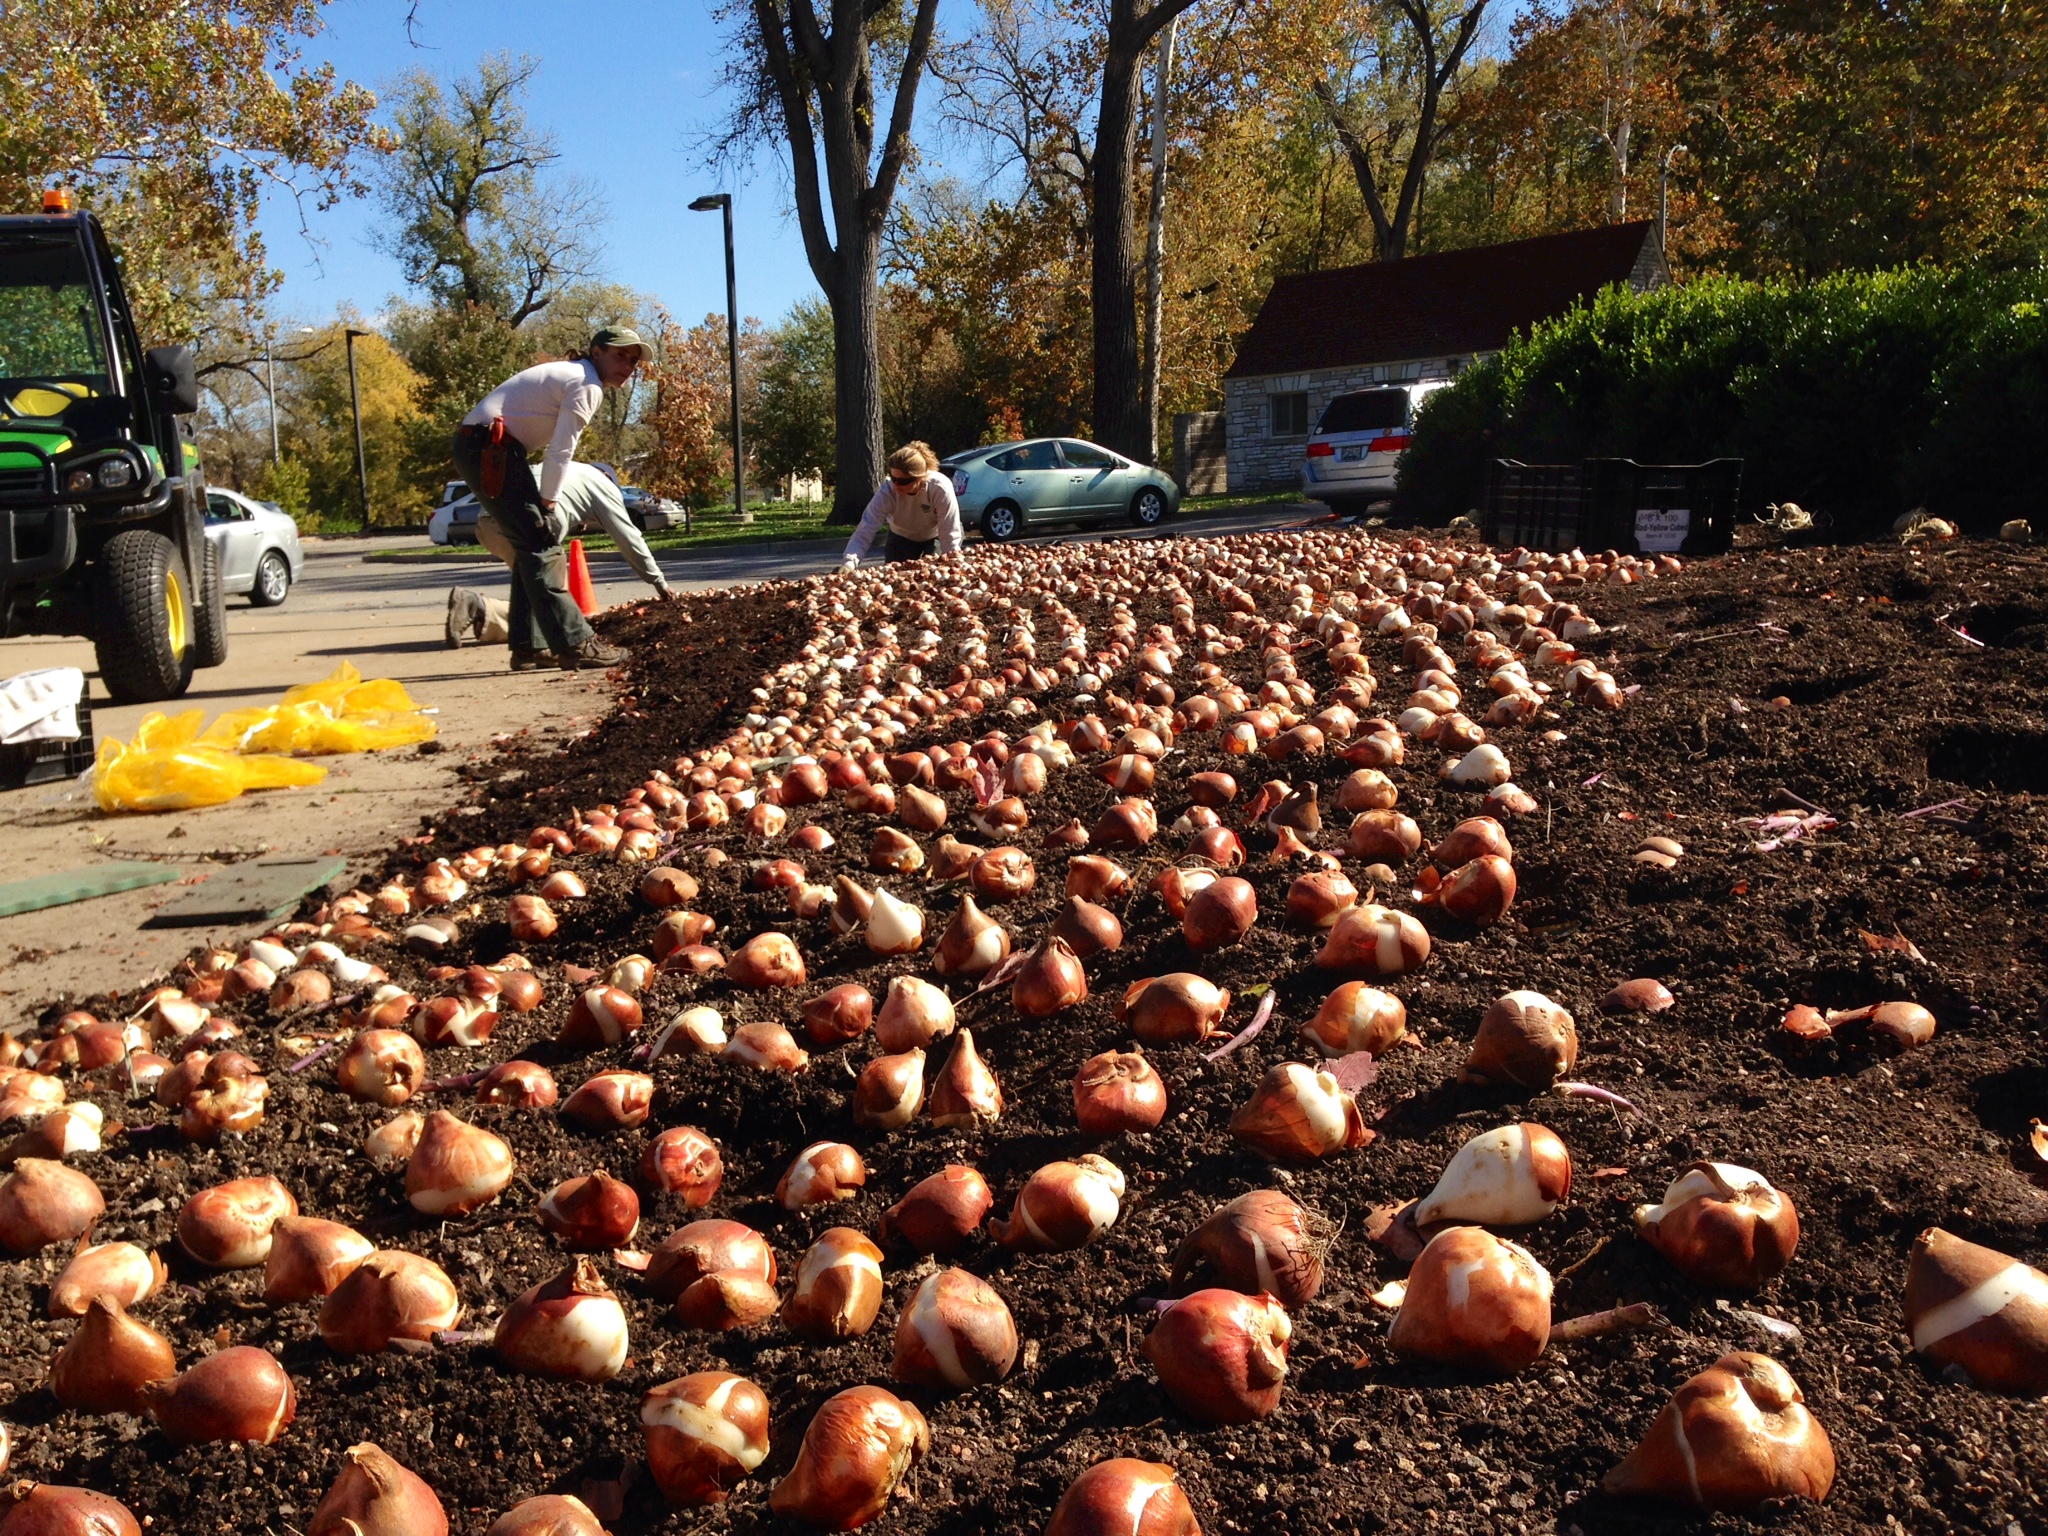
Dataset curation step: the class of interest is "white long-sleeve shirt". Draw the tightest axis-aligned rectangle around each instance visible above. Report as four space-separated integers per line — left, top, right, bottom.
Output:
462 359 604 504
553 461 669 593
842 473 964 561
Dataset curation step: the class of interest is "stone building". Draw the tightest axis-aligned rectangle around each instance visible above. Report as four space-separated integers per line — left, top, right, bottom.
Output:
1220 222 1668 493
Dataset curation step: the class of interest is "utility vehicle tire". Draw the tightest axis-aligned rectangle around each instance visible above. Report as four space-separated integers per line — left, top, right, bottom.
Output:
251 550 291 608
982 501 1024 542
93 528 195 703
193 538 229 668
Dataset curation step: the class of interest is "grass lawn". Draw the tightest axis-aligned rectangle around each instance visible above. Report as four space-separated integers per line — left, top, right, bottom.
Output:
361 490 1314 563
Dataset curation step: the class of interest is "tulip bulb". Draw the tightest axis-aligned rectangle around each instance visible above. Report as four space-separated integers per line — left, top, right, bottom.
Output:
769 1386 928 1531
178 1176 295 1268
1337 768 1398 812
337 1029 427 1106
48 1297 176 1413
783 1228 886 1341
724 1021 810 1072
640 1125 724 1205
1316 903 1430 976
927 1028 1002 1128
1904 1227 2048 1392
1389 1226 1552 1373
1463 990 1577 1089
1300 981 1407 1057
1182 876 1256 950
1073 1049 1167 1136
1046 1459 1201 1536
364 1111 423 1161
495 1257 629 1382
0 1484 143 1535
1125 973 1231 1045
538 1170 642 1249
486 1496 608 1536
994 1155 1124 1251
145 1345 297 1445
641 1371 772 1506
865 887 925 955
874 975 956 1051
932 894 1011 977
1436 855 1517 926
802 984 874 1046
779 1142 867 1208
728 931 807 988
892 1267 1018 1389
1050 895 1122 959
1065 855 1131 902
1142 1289 1291 1424
264 1216 374 1303
1171 1191 1325 1310
1634 1162 1800 1292
308 1442 449 1536
476 1059 560 1109
853 1049 927 1130
559 1070 655 1131
1347 809 1422 862
49 1241 166 1319
880 1165 993 1254
406 1111 514 1216
320 1250 462 1353
1433 816 1512 868
1013 937 1088 1017
1230 1063 1369 1160
1413 1122 1572 1226
1604 1353 1835 1510
559 986 643 1048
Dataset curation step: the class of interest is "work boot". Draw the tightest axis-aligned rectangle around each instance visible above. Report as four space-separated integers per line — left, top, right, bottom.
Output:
559 636 627 670
445 586 486 647
509 647 551 671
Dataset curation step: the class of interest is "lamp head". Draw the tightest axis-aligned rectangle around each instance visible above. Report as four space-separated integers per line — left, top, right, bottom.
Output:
689 194 730 212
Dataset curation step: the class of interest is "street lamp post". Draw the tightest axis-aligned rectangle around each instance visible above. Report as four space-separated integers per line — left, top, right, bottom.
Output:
1658 144 1688 269
689 193 748 525
265 330 280 465
343 327 371 530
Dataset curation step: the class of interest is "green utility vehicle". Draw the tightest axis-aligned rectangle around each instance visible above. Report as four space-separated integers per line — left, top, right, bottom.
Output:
0 194 227 702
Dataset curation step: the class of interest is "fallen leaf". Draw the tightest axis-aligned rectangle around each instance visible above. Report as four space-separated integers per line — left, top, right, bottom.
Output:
1366 1200 1426 1263
1858 928 1928 963
1592 1167 1631 1180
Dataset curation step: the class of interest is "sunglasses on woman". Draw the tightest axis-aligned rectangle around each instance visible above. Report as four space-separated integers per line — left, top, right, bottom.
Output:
889 473 921 488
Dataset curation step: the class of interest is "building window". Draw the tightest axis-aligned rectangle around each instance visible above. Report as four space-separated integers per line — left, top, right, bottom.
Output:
1268 392 1308 438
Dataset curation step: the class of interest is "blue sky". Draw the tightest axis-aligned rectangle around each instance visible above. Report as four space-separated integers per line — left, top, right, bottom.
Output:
258 0 969 331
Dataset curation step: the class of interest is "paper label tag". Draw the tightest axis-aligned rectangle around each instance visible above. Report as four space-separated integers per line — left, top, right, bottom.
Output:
1634 507 1690 552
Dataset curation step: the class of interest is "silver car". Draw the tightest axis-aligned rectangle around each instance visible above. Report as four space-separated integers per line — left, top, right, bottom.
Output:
204 487 305 607
944 437 1181 542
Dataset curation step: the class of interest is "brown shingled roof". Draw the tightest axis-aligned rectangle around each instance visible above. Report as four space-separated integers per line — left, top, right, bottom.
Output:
1224 222 1663 380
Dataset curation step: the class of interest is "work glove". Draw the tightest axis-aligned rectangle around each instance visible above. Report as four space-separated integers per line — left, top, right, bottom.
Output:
840 553 860 570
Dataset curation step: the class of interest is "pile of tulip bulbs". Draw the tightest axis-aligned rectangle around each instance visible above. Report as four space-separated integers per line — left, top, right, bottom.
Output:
0 524 2030 1536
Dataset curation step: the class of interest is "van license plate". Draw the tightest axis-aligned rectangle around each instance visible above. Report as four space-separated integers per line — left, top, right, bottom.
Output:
1338 446 1365 462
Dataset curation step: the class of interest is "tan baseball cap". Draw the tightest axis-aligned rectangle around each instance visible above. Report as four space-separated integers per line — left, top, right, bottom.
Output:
591 326 652 364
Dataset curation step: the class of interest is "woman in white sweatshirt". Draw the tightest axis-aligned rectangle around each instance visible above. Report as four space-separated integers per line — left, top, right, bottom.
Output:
841 442 964 567
452 326 648 669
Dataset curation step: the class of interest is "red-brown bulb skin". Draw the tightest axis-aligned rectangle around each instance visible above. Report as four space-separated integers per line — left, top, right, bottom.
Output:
1073 1050 1168 1136
768 1386 929 1531
1045 1459 1202 1536
1142 1289 1291 1425
879 1166 993 1255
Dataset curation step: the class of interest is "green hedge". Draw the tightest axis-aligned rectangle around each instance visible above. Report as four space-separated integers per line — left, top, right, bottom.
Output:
1396 266 2048 538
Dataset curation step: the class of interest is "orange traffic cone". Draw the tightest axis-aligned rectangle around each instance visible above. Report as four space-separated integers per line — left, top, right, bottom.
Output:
566 538 597 616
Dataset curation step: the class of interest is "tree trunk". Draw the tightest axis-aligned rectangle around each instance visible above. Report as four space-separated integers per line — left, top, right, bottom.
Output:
1141 15 1177 468
1091 22 1148 460
829 233 884 525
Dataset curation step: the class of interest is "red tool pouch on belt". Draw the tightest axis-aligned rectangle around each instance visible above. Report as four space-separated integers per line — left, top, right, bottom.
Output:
479 417 509 499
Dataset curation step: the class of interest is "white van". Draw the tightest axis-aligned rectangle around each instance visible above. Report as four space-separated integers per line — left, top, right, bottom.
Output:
1300 380 1449 514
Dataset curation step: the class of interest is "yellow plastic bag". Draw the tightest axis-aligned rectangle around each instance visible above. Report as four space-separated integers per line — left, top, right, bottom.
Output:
93 715 326 814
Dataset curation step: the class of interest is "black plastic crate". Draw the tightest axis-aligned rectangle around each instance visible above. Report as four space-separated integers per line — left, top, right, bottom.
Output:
1483 460 1584 550
0 693 95 789
1483 457 1743 555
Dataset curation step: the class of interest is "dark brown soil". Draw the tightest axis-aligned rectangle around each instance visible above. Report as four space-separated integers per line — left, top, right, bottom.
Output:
8 531 2047 1536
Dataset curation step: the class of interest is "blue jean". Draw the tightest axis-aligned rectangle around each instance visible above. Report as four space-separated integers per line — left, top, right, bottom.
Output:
452 428 590 654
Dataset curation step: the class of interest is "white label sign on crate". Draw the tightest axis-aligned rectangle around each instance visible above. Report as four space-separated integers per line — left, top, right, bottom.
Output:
1634 507 1691 552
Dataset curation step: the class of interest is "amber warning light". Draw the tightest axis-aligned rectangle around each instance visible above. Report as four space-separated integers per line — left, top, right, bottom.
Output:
42 188 74 213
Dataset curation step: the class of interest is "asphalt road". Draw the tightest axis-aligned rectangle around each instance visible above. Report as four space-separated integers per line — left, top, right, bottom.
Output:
0 500 1321 1015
